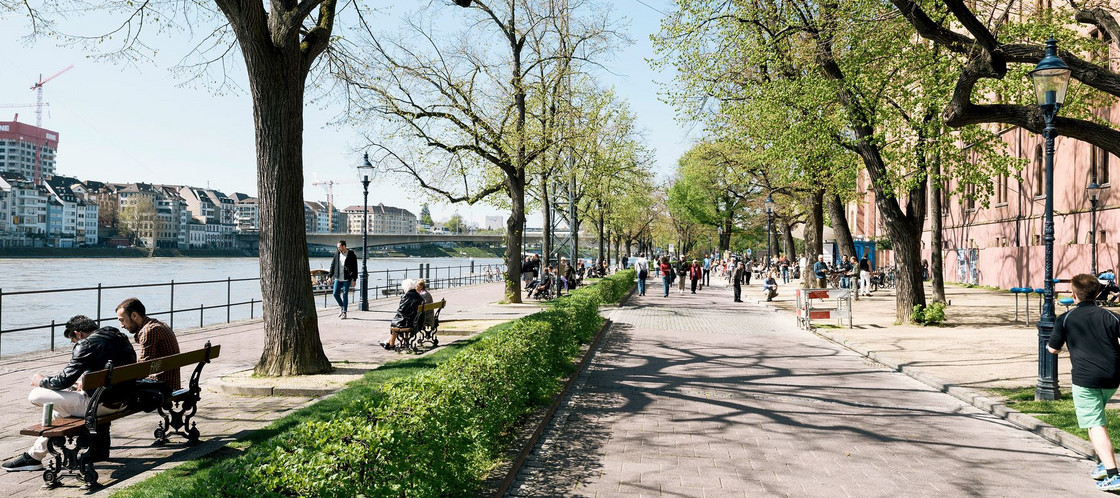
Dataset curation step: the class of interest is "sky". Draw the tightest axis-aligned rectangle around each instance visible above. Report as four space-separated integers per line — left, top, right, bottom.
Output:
0 0 694 228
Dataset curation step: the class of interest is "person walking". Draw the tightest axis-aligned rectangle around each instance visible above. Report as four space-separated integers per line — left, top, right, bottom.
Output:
635 253 649 296
330 240 358 319
732 262 745 302
677 258 689 294
689 260 702 293
859 253 873 297
660 256 673 297
780 257 791 284
1047 274 1120 491
702 255 712 287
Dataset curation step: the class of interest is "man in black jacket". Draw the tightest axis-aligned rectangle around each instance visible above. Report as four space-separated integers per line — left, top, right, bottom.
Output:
330 240 359 319
3 317 136 471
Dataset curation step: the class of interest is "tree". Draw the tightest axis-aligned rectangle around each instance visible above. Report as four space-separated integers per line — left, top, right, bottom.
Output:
348 0 614 303
891 0 1120 156
445 213 465 233
655 0 1014 320
11 0 473 375
118 195 160 249
419 204 434 226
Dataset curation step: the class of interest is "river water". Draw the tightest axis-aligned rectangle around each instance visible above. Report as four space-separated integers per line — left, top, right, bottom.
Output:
0 256 504 357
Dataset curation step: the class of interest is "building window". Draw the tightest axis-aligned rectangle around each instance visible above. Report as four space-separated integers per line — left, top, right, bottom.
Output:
995 171 1008 204
1035 144 1044 196
1092 145 1111 185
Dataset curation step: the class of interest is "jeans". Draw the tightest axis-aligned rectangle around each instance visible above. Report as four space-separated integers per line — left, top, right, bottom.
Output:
333 279 351 311
662 276 671 296
638 276 646 295
781 268 790 283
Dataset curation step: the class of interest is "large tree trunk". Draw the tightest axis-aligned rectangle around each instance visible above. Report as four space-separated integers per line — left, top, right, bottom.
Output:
243 38 331 377
597 210 605 262
930 151 946 303
829 193 856 261
781 217 797 261
505 174 526 303
803 190 825 288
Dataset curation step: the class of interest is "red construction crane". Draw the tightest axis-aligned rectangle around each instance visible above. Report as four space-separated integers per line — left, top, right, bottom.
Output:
30 65 73 127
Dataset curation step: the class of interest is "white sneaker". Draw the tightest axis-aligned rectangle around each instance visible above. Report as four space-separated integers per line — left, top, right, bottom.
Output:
341 311 347 319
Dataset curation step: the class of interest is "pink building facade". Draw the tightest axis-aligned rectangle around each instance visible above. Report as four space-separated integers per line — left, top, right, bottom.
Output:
847 123 1119 290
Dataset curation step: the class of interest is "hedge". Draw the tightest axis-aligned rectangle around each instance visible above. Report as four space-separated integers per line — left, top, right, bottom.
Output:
120 282 618 497
589 268 636 304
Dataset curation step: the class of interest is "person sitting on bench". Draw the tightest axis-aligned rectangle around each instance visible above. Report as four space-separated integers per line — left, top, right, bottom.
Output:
3 317 136 472
381 279 424 350
1099 270 1120 304
529 267 554 299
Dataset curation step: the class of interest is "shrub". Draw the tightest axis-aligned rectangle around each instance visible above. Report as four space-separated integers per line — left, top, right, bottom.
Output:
179 286 605 497
911 301 947 326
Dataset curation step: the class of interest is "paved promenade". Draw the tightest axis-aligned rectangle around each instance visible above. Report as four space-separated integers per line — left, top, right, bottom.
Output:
510 280 1100 497
0 282 540 496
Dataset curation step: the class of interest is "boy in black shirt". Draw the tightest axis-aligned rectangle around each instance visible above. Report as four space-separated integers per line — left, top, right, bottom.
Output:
1048 273 1120 491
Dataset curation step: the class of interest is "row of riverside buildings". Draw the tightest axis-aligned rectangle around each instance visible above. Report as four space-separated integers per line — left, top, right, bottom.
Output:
0 121 418 249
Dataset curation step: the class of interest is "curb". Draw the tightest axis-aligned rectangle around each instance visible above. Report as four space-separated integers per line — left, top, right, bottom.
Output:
494 282 634 496
811 329 1096 460
207 376 336 397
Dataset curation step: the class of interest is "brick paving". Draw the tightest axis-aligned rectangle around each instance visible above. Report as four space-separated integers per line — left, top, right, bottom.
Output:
509 282 1099 497
0 282 537 496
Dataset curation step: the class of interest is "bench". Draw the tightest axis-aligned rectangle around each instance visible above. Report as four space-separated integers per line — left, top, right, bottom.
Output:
389 299 445 352
19 342 221 489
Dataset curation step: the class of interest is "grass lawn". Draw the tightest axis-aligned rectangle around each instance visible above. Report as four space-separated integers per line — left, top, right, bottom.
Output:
989 386 1120 447
114 322 513 497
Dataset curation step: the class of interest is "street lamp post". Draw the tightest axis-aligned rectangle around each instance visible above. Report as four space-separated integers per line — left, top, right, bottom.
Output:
764 195 775 270
1029 36 1071 401
358 153 374 312
1088 182 1107 276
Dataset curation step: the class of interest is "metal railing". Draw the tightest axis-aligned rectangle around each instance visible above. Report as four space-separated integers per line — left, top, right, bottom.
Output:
0 262 506 358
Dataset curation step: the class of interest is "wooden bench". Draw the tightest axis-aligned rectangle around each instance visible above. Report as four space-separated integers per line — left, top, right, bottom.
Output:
19 342 221 489
389 299 446 352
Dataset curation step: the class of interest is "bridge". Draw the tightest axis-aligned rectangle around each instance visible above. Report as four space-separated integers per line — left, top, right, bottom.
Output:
232 231 561 251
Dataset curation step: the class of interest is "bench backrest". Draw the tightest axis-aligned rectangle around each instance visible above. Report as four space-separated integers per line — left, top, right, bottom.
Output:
81 344 222 390
418 299 446 314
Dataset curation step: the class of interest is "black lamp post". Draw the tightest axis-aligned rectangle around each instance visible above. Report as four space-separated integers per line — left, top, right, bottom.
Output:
1088 181 1107 276
1029 36 1071 401
358 153 374 312
764 195 775 270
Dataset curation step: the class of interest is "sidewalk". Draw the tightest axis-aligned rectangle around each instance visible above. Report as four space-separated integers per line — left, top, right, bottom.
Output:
509 279 1097 496
0 282 543 496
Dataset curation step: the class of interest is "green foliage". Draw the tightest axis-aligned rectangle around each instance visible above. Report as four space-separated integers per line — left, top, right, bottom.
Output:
117 291 606 497
989 386 1120 449
590 269 636 303
910 302 946 325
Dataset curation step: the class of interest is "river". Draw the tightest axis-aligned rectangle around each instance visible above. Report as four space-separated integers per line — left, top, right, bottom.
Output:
0 256 505 357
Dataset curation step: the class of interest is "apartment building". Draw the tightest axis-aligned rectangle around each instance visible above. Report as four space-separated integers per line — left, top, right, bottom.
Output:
0 121 57 185
342 203 417 235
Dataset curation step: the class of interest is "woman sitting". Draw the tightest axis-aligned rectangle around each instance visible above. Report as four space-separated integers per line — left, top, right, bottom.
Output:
380 279 424 350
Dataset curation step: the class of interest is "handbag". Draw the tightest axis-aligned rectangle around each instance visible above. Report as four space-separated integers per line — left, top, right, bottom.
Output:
129 378 171 413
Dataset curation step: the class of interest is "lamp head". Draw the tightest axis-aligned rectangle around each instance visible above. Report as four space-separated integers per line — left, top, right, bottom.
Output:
1029 36 1071 115
764 194 775 214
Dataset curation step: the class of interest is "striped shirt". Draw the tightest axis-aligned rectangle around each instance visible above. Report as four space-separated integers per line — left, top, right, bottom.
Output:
136 318 181 390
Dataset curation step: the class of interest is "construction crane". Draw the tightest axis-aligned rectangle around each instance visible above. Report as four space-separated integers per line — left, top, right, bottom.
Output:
311 174 362 232
30 65 73 127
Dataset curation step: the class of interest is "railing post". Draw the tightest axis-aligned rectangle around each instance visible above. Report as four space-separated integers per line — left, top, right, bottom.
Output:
0 287 3 358
227 277 232 323
200 304 204 328
170 280 175 331
96 283 102 325
50 320 55 351
251 298 255 319
418 263 423 281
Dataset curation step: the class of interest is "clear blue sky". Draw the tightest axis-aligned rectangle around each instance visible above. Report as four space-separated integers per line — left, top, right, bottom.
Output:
0 0 691 226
